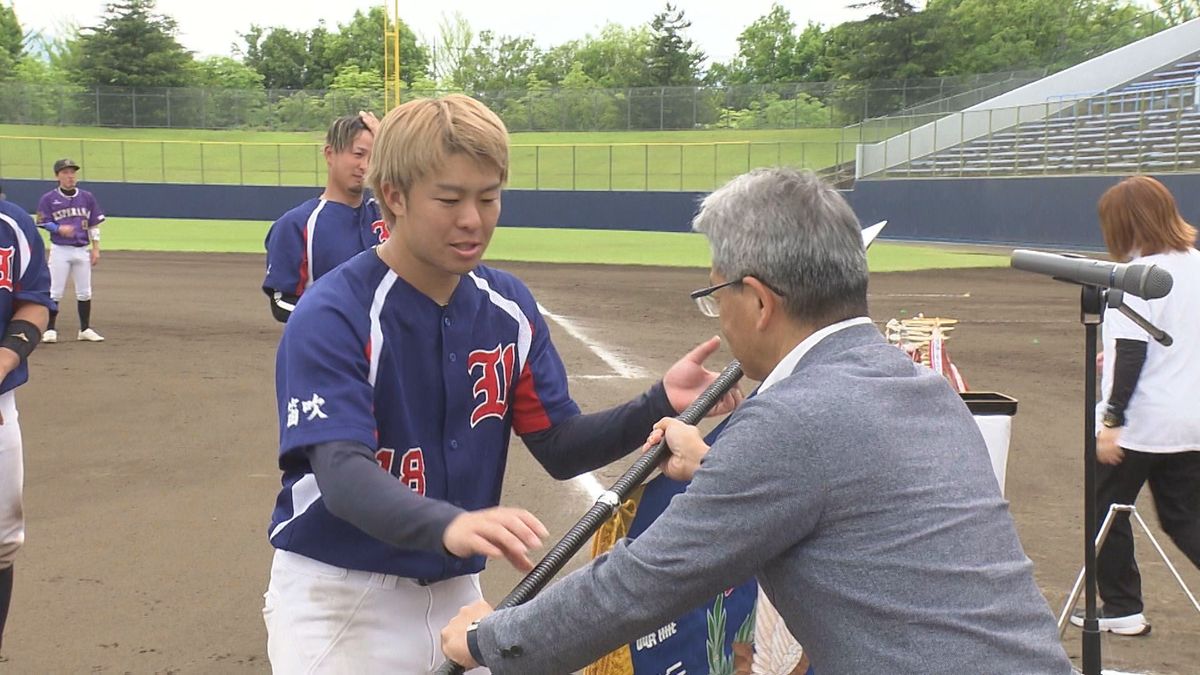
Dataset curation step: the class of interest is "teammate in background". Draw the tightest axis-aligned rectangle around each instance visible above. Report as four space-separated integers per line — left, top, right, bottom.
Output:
0 187 56 659
262 112 388 322
1069 175 1200 636
262 95 739 673
36 159 104 343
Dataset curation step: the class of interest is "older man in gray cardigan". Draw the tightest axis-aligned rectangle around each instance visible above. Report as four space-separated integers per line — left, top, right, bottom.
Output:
442 167 1072 674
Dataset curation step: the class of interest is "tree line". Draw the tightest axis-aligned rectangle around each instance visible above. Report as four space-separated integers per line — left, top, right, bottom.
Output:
0 0 1195 132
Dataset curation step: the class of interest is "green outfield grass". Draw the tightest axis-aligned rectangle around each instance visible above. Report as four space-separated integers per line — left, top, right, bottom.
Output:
77 217 1008 271
0 125 853 191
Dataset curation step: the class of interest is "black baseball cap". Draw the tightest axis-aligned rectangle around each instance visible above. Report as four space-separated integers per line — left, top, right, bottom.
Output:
53 158 81 174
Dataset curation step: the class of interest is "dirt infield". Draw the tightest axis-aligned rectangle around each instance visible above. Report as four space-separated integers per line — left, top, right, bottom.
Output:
4 251 1197 673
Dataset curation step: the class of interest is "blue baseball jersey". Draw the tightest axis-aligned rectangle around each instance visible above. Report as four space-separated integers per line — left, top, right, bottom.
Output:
261 194 387 298
269 251 581 578
0 200 55 394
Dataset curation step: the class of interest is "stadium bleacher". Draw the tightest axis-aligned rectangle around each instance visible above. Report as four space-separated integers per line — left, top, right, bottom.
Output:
885 53 1200 177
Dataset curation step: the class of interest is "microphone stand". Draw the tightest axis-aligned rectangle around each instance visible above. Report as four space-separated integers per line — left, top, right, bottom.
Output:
1077 285 1171 675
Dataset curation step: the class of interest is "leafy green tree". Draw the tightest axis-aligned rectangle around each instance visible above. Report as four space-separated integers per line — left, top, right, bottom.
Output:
239 25 309 89
457 31 540 92
317 8 427 87
0 1 23 72
719 5 832 84
1157 0 1200 25
189 56 264 88
647 3 705 86
75 0 194 87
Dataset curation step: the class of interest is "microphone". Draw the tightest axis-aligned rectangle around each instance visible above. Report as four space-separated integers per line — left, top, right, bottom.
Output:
1010 249 1173 300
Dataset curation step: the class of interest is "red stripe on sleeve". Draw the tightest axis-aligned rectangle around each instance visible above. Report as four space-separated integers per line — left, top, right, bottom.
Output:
512 362 552 435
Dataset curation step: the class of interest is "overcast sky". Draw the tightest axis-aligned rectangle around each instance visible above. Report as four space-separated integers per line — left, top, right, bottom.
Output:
9 0 877 63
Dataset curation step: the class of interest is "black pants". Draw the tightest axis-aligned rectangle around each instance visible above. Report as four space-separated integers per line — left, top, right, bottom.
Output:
1095 449 1200 616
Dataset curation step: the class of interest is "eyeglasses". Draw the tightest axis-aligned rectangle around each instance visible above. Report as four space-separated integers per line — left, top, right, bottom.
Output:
690 279 742 318
690 276 787 318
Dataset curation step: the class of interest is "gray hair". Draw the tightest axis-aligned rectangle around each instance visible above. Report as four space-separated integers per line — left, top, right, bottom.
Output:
692 167 868 325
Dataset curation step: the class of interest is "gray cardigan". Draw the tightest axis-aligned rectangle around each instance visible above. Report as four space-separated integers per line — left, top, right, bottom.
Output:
477 323 1072 674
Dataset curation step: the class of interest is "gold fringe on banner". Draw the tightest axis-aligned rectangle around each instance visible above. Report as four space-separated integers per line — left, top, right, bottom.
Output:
583 484 646 675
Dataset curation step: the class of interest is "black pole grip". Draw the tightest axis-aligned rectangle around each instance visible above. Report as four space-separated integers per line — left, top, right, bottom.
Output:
433 361 744 675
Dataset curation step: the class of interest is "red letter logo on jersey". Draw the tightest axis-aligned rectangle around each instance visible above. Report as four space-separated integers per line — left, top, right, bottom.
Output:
372 220 390 243
468 342 516 427
0 247 12 292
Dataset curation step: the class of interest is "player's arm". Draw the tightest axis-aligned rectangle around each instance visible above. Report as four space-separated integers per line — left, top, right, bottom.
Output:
307 441 547 570
1 208 54 379
307 440 464 551
520 337 739 480
0 301 50 382
87 194 104 265
521 382 676 479
262 218 305 323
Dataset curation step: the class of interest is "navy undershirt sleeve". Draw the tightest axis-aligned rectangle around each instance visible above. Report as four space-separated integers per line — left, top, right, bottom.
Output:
307 440 464 553
521 381 677 480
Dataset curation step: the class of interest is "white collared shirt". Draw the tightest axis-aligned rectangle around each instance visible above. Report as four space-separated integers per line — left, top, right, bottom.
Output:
757 317 874 394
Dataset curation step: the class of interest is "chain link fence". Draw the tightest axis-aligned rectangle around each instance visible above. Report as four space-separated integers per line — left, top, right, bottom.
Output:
0 135 861 191
0 71 1040 132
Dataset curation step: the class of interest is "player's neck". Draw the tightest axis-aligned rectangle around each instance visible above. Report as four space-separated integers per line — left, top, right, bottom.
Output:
375 242 460 306
58 187 77 197
320 186 363 208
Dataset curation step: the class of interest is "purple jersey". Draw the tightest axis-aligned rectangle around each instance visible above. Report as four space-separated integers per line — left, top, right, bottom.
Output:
269 252 580 578
36 188 104 247
0 200 55 394
262 195 387 298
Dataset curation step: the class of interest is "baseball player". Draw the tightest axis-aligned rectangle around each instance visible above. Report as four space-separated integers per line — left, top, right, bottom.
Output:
36 158 105 343
0 187 55 658
263 95 738 673
262 112 388 322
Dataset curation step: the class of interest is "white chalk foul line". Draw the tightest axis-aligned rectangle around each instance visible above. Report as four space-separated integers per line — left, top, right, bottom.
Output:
538 302 651 379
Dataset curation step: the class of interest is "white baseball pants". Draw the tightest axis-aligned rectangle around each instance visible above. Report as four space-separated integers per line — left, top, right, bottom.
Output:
48 244 93 302
263 548 491 674
0 392 24 569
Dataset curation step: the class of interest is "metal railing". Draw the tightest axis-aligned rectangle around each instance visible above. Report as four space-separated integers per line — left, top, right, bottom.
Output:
859 86 1200 178
0 135 860 192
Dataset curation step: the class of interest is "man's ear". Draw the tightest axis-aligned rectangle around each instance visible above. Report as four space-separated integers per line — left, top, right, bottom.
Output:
323 144 334 164
743 276 779 332
382 183 406 219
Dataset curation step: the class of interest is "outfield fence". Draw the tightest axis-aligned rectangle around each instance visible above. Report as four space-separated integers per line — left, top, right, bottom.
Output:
0 71 1042 133
0 135 859 191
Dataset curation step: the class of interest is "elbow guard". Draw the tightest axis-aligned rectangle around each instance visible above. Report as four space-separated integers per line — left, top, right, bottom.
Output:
89 227 101 242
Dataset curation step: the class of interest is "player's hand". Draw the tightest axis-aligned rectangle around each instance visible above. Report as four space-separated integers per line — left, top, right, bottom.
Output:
662 336 743 416
441 599 492 669
56 224 74 237
443 507 549 572
645 418 710 481
1097 427 1125 465
358 110 380 136
90 248 100 266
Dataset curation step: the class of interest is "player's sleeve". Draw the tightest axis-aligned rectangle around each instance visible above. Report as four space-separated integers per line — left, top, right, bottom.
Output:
510 293 580 436
307 440 464 553
87 192 106 227
274 297 378 462
262 216 305 298
522 382 675 479
12 210 54 310
34 194 56 232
